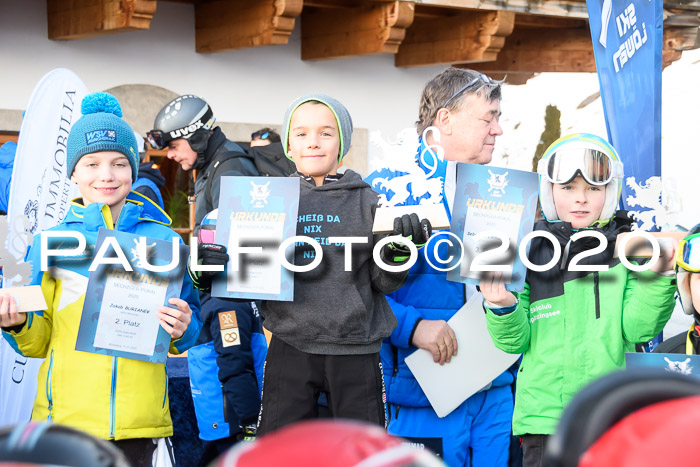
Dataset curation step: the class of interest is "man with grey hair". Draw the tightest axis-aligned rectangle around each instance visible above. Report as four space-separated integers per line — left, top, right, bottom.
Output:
376 68 514 466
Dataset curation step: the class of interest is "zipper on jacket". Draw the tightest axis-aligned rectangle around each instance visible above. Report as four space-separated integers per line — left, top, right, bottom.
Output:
594 272 601 319
163 369 169 409
221 384 228 423
46 350 54 421
392 346 399 377
110 357 117 439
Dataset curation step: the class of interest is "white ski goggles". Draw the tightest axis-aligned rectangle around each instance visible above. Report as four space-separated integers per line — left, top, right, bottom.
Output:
537 148 623 186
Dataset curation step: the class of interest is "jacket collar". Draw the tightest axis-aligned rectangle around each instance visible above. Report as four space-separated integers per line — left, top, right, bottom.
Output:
296 171 343 186
64 191 172 231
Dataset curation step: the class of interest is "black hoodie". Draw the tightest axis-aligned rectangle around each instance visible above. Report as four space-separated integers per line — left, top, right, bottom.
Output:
262 170 406 355
193 127 258 229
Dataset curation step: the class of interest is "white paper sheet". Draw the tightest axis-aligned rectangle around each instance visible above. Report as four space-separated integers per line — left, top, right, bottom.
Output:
404 292 521 418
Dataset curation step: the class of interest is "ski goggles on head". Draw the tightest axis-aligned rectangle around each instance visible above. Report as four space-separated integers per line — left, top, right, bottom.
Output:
146 130 167 150
442 73 495 108
677 233 700 272
537 148 623 186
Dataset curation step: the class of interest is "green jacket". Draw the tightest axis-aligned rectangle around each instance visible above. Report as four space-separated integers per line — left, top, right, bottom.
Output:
485 214 676 435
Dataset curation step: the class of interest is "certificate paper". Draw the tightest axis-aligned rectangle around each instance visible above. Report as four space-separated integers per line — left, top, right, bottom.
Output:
212 176 300 301
75 229 188 364
446 163 539 291
405 293 521 418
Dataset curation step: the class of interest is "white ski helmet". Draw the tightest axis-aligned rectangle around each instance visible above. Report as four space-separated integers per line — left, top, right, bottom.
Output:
537 133 624 224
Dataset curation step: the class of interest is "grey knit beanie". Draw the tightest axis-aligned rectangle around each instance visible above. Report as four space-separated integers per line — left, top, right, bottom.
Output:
282 94 353 162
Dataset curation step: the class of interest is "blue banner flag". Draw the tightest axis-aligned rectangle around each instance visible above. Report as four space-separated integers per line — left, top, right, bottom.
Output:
586 0 663 232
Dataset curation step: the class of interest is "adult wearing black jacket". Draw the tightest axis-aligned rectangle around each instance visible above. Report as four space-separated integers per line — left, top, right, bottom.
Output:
148 95 292 464
147 95 257 231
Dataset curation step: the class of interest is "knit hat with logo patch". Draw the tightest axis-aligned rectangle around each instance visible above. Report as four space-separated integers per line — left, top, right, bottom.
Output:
66 92 139 181
282 93 353 162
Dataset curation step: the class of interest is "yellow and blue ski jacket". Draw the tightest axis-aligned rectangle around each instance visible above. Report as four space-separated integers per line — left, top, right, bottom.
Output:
2 192 201 440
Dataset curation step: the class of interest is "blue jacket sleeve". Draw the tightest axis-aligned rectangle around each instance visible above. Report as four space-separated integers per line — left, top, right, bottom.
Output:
386 293 423 349
170 269 202 354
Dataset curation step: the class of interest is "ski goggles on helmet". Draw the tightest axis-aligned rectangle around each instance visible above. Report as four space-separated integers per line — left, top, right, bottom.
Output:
677 232 700 272
146 130 168 150
537 147 623 186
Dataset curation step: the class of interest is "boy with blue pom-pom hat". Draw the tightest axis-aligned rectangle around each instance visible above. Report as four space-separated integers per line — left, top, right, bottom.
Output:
0 92 202 467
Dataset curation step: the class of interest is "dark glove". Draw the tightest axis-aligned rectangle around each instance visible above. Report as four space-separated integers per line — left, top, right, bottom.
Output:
187 243 229 291
383 213 432 263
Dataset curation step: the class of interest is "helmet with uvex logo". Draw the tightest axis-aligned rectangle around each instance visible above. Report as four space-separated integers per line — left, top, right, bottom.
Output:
146 95 215 151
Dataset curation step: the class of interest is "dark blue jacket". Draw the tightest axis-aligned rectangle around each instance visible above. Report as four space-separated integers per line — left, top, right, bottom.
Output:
132 161 165 209
187 293 267 441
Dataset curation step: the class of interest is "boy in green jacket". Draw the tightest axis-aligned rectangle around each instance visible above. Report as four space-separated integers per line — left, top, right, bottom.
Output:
480 133 677 467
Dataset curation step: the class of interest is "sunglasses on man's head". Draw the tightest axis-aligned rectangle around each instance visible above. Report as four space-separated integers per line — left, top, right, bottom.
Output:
442 73 495 108
251 131 270 140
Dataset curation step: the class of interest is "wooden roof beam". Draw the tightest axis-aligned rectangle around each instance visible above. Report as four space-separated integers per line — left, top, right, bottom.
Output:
472 24 692 78
48 0 156 40
195 0 303 53
662 26 700 66
412 0 589 19
301 1 415 60
395 10 515 67
473 27 596 74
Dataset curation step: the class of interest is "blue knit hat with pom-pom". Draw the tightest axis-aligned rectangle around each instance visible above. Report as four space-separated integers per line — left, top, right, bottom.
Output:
66 92 139 180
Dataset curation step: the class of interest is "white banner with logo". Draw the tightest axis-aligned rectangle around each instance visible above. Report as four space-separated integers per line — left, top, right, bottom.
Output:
0 68 87 429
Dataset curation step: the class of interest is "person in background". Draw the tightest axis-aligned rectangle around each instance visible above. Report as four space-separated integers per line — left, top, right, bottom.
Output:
654 223 700 354
249 128 280 147
187 209 267 466
147 95 257 233
148 96 277 459
0 140 17 216
131 131 166 210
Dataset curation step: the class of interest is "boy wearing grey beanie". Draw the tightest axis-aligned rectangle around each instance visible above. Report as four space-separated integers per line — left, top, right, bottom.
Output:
257 94 432 434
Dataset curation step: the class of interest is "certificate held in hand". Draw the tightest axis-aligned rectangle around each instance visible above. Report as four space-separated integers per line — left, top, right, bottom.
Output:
447 163 539 292
75 229 189 364
212 176 300 301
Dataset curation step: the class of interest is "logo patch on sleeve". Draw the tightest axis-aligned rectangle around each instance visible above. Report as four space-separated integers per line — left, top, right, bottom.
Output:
85 129 117 145
219 311 240 347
